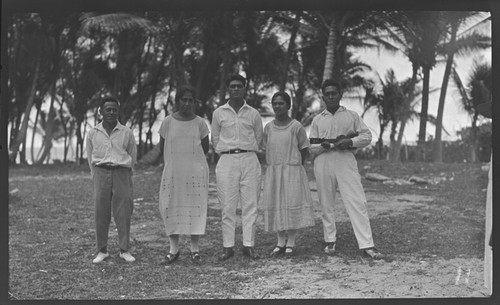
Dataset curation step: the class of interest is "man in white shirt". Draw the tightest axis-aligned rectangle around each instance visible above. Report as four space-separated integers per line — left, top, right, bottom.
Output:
211 74 263 260
86 96 137 263
310 79 384 260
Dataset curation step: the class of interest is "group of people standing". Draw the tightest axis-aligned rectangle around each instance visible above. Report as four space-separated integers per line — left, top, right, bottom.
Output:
86 74 384 265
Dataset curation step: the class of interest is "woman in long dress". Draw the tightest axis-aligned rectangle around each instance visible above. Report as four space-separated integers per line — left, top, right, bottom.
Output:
263 91 315 256
158 86 209 264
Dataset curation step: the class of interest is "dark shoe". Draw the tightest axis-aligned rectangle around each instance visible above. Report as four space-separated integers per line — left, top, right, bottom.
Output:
218 247 234 261
242 246 260 260
285 246 294 257
361 247 384 260
324 242 336 255
270 246 286 257
191 251 201 264
165 251 180 264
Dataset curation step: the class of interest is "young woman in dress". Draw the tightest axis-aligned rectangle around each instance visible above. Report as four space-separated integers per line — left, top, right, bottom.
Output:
262 91 315 257
158 86 209 264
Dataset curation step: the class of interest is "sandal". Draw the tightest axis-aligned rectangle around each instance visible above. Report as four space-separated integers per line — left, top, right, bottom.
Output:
165 251 180 264
191 251 201 263
285 246 294 257
270 246 286 257
361 247 384 260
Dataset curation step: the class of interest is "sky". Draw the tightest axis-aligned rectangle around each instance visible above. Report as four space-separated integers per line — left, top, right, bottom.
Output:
351 46 492 144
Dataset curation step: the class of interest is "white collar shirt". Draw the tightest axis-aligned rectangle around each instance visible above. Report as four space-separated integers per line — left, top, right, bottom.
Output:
86 121 137 170
211 101 263 154
310 106 372 149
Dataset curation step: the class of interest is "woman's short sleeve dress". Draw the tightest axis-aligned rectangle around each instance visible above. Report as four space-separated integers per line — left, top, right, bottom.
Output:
262 119 315 231
158 115 209 235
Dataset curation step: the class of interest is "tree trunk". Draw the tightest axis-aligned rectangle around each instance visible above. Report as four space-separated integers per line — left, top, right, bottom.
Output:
35 82 57 164
30 103 41 163
389 66 419 162
218 12 233 108
9 53 42 163
58 94 70 163
279 12 301 91
389 119 407 162
293 67 307 121
377 128 385 160
417 66 431 161
432 22 458 163
470 114 479 163
136 37 153 159
322 17 337 83
146 46 168 150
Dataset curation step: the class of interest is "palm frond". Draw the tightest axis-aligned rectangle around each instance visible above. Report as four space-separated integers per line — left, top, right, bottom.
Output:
452 67 473 113
80 12 157 36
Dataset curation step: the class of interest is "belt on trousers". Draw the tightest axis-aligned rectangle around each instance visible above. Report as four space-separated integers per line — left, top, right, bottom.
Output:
220 149 250 154
95 163 123 170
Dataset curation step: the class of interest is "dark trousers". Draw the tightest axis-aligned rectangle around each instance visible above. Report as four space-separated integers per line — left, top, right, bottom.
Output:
93 166 133 252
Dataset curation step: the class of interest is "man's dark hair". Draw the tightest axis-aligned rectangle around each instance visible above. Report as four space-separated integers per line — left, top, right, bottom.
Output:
271 91 291 109
321 79 342 93
226 74 247 87
99 96 120 109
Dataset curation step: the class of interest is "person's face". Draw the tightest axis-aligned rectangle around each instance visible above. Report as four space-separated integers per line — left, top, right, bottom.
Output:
178 91 195 115
322 85 342 110
271 96 289 117
228 80 245 100
99 101 119 124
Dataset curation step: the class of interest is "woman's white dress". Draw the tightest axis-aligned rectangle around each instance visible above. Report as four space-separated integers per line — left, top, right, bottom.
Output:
263 119 315 231
159 115 209 235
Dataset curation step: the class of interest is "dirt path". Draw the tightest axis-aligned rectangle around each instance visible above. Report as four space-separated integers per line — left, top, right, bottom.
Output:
127 180 491 298
231 256 487 298
10 170 491 298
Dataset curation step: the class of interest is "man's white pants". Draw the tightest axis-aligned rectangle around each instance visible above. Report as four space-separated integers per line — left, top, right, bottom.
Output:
314 150 374 249
216 152 261 248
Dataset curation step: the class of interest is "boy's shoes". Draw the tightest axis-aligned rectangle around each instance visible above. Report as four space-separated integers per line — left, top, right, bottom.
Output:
191 251 201 264
92 252 109 264
119 252 136 262
324 242 336 255
361 247 384 260
242 246 259 260
219 247 234 261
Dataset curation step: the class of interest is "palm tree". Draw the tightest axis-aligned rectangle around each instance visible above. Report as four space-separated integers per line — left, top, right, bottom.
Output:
278 11 302 91
452 60 491 163
8 13 58 163
432 12 491 162
317 11 386 84
362 69 402 159
364 11 450 161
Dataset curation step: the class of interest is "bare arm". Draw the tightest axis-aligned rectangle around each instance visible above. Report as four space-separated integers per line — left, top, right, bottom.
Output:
211 112 221 154
127 129 138 171
300 147 309 165
307 120 328 159
86 132 94 177
350 112 372 148
159 136 165 156
254 113 264 151
201 136 209 155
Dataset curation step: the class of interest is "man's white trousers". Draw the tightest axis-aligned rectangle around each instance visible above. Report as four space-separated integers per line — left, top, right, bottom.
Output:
216 152 261 248
314 150 374 249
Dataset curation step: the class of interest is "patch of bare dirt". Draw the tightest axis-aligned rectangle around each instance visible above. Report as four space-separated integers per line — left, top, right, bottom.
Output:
233 256 488 298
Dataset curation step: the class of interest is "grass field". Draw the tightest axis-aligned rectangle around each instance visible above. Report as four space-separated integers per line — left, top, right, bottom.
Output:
8 159 490 299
